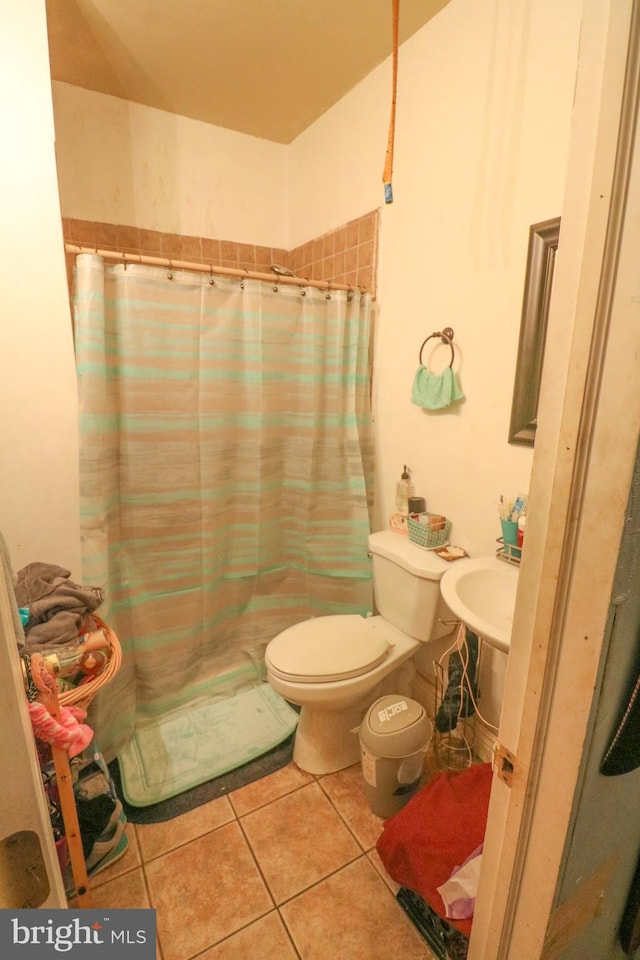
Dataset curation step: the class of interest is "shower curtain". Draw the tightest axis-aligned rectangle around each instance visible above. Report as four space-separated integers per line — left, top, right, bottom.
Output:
74 254 374 759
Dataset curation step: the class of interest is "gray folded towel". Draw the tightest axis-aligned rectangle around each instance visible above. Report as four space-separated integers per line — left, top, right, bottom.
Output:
15 561 104 651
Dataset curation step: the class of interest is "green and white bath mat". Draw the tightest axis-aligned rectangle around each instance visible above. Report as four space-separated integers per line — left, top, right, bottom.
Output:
116 683 298 807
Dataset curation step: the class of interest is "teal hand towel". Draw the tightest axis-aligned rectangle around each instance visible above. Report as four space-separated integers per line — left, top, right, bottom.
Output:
411 365 464 410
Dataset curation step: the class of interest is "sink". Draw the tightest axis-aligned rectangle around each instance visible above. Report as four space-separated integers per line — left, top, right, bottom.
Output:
440 556 519 653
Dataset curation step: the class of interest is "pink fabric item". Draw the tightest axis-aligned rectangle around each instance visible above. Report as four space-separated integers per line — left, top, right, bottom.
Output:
376 762 493 937
437 843 483 919
28 701 94 757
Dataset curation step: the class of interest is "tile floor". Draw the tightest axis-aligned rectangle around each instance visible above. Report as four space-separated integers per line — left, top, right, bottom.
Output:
84 761 437 960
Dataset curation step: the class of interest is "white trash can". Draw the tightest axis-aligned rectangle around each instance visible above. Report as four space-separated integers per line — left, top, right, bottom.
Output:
360 695 432 818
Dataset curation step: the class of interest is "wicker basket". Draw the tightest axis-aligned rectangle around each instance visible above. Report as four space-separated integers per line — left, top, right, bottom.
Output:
58 614 122 710
407 513 451 550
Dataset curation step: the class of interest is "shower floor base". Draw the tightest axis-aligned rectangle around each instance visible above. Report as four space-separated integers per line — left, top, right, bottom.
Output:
116 683 299 807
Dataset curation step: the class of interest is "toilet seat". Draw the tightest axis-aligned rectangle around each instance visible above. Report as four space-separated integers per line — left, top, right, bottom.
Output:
266 615 391 683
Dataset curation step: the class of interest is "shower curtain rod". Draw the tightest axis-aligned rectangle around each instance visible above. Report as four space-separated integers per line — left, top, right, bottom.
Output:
64 243 367 294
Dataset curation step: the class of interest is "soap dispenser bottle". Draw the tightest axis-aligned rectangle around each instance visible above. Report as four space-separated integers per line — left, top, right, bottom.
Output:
396 465 415 514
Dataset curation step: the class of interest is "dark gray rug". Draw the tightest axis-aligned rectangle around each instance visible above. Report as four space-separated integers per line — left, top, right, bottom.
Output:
108 732 295 824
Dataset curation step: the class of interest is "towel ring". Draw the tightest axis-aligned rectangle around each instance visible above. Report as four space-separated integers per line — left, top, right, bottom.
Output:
418 327 455 368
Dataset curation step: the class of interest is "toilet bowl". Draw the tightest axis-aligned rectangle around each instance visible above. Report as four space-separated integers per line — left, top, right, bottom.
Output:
266 614 419 774
265 530 449 774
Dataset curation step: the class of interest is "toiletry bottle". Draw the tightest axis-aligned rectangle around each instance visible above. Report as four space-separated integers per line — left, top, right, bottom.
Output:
40 633 109 680
517 514 527 549
41 645 85 681
396 465 415 515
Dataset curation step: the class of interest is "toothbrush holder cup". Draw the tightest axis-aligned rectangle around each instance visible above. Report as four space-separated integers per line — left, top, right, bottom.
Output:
500 519 521 559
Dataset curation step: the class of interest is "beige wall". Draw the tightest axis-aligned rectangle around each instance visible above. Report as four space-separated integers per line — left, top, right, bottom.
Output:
0 2 80 573
288 0 584 722
290 0 584 556
53 82 289 248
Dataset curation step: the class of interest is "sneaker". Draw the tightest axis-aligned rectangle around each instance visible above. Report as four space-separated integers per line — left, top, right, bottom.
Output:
64 813 129 898
88 828 129 878
85 815 126 873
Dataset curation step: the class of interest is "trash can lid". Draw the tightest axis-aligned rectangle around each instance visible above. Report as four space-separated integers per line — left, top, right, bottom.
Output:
360 695 432 758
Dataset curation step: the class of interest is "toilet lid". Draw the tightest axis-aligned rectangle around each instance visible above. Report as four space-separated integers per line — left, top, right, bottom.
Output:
266 615 391 683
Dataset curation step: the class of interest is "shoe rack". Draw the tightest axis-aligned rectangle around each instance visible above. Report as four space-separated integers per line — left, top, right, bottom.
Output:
23 654 93 907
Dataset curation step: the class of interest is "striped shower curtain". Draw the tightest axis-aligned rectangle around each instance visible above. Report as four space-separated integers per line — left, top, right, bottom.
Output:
74 254 374 758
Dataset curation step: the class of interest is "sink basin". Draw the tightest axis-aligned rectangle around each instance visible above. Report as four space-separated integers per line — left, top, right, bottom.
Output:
440 556 519 653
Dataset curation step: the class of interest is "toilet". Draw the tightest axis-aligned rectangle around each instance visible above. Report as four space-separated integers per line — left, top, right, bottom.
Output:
265 529 449 774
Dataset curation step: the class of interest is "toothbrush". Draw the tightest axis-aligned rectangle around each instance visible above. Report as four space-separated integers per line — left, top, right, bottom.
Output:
511 496 527 520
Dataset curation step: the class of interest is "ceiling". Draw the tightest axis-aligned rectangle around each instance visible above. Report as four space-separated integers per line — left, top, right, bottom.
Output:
45 0 450 144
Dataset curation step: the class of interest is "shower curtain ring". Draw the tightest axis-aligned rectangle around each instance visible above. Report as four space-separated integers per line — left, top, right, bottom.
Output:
167 260 173 280
209 265 215 285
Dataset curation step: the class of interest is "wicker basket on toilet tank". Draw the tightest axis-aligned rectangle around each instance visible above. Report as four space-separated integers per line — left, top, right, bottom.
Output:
407 513 451 550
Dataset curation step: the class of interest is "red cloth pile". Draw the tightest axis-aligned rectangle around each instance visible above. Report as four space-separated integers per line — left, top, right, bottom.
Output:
376 761 493 938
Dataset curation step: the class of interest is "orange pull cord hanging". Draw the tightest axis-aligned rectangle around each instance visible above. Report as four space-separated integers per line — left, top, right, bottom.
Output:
383 0 400 203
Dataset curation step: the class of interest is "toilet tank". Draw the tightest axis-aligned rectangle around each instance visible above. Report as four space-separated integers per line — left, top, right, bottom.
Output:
368 530 448 641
